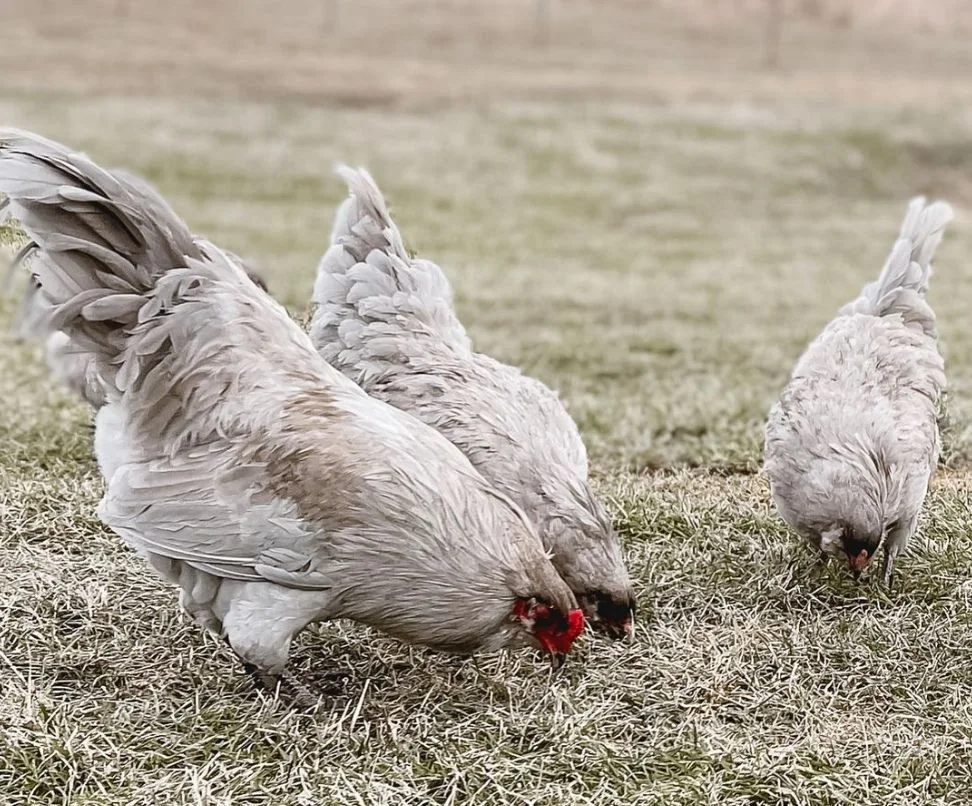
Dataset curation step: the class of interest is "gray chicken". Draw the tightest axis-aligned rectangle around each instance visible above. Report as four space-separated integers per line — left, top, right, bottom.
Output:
310 168 635 637
0 129 586 691
764 197 952 584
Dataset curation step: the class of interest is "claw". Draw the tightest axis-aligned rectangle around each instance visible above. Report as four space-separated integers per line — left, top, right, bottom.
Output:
242 661 281 694
281 669 320 711
230 634 318 710
242 663 319 710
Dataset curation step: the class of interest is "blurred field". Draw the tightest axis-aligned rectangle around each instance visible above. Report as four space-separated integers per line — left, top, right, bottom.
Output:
4 2 972 804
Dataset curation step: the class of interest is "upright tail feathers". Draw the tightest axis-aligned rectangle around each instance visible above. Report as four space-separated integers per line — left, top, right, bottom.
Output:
309 166 470 371
839 197 954 338
0 142 272 408
0 129 298 432
0 129 201 390
108 167 270 293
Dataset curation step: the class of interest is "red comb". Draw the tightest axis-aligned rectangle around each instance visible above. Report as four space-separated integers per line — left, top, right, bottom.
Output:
513 600 587 655
511 598 530 621
544 608 585 654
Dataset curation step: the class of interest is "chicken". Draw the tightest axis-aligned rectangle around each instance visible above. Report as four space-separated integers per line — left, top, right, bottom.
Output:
764 197 952 584
310 168 634 637
2 179 270 410
0 129 585 691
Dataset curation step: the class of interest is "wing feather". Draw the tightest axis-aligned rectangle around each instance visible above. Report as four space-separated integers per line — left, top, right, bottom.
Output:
100 443 331 589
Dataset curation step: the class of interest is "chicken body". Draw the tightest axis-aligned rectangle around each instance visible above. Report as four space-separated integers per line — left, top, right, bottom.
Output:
764 198 951 583
310 169 634 635
0 129 584 680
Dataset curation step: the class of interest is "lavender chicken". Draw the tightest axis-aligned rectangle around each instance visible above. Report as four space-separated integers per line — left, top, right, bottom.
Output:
764 197 952 584
310 168 635 636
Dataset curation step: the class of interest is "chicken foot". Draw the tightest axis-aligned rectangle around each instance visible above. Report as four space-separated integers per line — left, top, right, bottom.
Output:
219 634 318 710
241 661 319 710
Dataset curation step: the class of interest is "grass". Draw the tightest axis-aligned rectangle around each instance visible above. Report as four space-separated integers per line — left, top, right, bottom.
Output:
5 2 972 804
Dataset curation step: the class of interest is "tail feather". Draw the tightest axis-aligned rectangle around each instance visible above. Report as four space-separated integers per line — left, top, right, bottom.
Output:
0 129 309 431
1 149 270 407
0 127 197 329
107 168 271 293
330 165 411 263
310 166 470 371
839 197 954 338
0 131 197 408
45 331 108 408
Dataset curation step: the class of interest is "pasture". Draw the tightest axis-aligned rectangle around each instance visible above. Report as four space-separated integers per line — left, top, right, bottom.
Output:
3 1 972 803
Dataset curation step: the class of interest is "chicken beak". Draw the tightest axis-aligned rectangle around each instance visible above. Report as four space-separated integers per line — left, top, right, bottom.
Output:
550 652 566 671
848 550 871 573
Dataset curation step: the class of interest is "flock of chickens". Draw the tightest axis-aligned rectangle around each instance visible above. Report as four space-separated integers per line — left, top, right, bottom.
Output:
0 128 953 700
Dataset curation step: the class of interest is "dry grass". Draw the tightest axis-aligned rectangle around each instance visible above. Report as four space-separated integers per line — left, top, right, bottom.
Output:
4 3 972 804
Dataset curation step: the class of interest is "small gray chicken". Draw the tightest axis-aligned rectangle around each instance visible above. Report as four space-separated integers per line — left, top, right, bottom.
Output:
0 129 586 692
1 177 269 410
764 197 953 584
310 168 635 637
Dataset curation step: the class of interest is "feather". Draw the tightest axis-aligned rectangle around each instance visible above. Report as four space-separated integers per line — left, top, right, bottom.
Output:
3 159 270 408
838 197 954 339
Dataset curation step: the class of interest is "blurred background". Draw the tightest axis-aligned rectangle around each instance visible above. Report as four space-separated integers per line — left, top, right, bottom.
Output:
3 0 972 470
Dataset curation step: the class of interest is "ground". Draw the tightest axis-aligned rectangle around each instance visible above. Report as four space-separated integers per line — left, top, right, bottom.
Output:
3 1 972 804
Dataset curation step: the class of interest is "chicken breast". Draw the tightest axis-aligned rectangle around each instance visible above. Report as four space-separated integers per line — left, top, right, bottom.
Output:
0 129 585 690
310 168 635 636
764 197 952 584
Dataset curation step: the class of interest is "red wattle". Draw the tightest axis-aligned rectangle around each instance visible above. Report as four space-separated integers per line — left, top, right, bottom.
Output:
566 608 585 640
546 608 585 653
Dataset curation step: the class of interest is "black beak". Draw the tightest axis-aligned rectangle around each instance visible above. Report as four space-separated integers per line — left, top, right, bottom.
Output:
594 595 636 641
600 616 634 641
550 652 566 671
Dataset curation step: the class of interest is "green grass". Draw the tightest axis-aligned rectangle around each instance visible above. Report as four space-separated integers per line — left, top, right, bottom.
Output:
6 6 972 804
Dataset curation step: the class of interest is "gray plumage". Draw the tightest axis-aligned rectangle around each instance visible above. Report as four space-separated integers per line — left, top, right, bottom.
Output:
764 197 952 583
1 172 270 409
0 129 585 681
309 167 634 636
